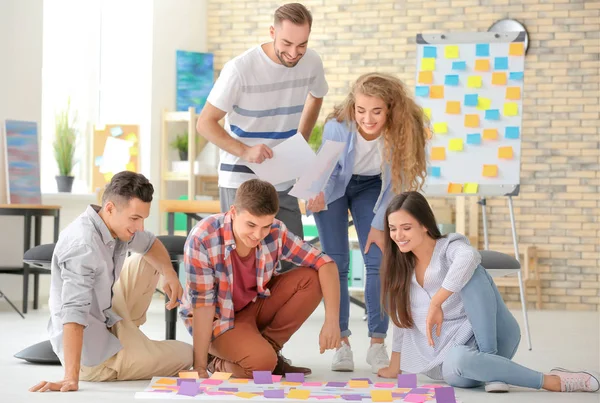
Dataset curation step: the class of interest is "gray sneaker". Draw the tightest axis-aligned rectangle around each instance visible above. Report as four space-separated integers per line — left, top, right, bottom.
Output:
549 368 600 392
485 381 509 393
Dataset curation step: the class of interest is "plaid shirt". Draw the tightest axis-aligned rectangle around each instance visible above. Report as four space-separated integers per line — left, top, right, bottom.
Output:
180 211 332 339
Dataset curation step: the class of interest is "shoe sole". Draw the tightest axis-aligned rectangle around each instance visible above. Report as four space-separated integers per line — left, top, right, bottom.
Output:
550 367 600 393
331 366 354 372
485 385 510 393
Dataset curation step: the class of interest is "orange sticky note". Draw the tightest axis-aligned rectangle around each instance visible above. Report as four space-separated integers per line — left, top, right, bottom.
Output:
446 101 461 114
430 85 444 99
498 146 514 159
483 164 498 177
464 114 479 128
509 43 525 56
464 183 479 194
506 87 521 100
230 379 250 384
287 389 311 400
210 372 232 380
349 380 370 388
418 71 433 84
483 129 498 140
448 183 463 194
475 59 490 72
235 392 259 399
371 390 394 402
492 72 507 85
179 371 200 379
156 378 177 385
281 381 302 386
431 147 446 161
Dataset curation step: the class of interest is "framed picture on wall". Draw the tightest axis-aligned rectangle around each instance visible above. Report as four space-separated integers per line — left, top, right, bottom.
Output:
176 50 214 113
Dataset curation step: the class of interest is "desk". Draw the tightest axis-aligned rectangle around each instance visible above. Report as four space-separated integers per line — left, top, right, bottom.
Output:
0 204 61 313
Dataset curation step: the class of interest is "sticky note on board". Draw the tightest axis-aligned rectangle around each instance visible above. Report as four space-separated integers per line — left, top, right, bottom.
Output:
476 43 490 57
506 87 521 100
504 102 519 116
129 146 139 157
371 390 394 402
464 114 479 128
492 72 508 85
429 166 441 177
445 45 459 59
449 138 464 151
94 156 103 167
446 101 461 114
495 57 509 70
433 122 448 134
445 74 459 86
464 94 478 107
475 59 490 72
349 380 370 388
466 133 481 145
448 183 463 194
498 146 514 159
467 76 482 88
509 71 524 80
431 147 446 160
416 86 430 97
421 58 436 71
423 107 432 119
485 109 500 120
418 71 433 84
505 126 520 139
430 85 444 99
509 43 525 56
287 389 311 400
477 97 491 110
483 128 498 140
423 46 437 58
452 61 466 71
483 164 498 177
464 183 479 194
110 126 123 137
125 133 138 143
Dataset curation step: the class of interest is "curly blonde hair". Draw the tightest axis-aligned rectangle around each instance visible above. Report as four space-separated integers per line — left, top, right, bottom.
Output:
327 72 429 192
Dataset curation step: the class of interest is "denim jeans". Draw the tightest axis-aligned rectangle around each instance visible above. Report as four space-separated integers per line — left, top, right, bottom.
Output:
314 174 389 339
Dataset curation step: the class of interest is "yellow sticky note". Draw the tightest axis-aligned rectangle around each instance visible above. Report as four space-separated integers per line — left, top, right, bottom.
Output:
348 380 370 388
506 87 521 100
394 388 412 393
509 43 524 56
445 45 459 59
235 392 258 399
476 97 491 111
229 379 250 384
498 146 514 159
126 162 135 171
492 72 507 85
430 85 444 99
178 371 199 379
103 173 113 182
421 58 436 71
503 102 519 116
475 59 490 72
446 101 461 114
433 122 448 134
431 147 446 161
483 129 498 140
448 183 463 194
287 389 311 400
156 378 177 385
129 146 139 157
464 114 480 128
125 133 137 143
418 71 433 84
423 107 432 119
467 76 482 88
371 390 394 402
281 381 302 386
210 372 232 380
464 183 479 194
483 164 498 177
152 385 177 390
449 138 464 151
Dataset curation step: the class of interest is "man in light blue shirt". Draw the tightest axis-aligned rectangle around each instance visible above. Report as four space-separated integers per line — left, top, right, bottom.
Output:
30 172 192 393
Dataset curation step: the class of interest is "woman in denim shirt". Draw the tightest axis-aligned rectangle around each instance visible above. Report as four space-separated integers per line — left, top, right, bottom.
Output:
307 73 428 373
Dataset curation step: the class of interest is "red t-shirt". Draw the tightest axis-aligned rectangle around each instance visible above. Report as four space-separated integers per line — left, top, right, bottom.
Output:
230 248 259 312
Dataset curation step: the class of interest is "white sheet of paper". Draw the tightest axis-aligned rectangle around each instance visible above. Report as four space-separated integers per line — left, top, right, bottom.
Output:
246 132 316 186
289 140 345 201
99 137 133 174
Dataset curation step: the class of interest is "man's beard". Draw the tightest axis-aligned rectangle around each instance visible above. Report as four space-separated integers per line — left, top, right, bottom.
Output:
275 47 302 68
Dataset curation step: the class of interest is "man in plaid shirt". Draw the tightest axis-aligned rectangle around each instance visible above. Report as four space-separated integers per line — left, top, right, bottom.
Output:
179 179 341 378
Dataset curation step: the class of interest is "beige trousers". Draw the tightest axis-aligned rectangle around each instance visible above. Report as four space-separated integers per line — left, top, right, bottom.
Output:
80 254 193 381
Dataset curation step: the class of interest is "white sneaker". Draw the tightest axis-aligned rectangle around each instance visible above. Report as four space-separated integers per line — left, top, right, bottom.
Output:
331 342 354 372
549 368 600 392
485 381 509 393
366 343 390 374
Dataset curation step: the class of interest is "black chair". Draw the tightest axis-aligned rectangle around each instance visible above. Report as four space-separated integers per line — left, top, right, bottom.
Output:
156 235 187 341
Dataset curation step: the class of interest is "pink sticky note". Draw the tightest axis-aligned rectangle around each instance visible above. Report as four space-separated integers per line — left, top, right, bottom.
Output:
422 384 446 388
272 375 283 382
302 382 323 387
374 382 396 388
201 379 223 385
404 394 428 403
314 396 338 400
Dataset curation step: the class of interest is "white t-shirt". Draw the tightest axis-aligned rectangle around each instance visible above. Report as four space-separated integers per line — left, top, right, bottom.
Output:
207 44 328 191
352 133 382 175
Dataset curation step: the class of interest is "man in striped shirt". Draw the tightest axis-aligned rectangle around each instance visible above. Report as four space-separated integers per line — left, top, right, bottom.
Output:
196 3 327 248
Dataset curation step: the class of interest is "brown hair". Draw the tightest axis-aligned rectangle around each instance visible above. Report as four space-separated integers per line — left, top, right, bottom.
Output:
380 191 443 328
102 171 153 207
234 179 279 216
274 3 313 30
327 72 429 193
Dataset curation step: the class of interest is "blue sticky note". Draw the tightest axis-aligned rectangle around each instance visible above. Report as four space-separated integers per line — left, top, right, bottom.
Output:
466 133 481 145
445 75 459 86
505 126 520 139
94 156 103 166
495 57 509 70
476 44 490 57
110 126 123 137
509 71 524 80
464 94 478 107
429 166 441 177
452 61 466 71
485 109 500 120
423 46 437 58
416 86 430 97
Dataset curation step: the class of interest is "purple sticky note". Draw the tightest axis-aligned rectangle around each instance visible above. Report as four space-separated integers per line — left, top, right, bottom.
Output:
341 394 363 401
326 381 347 387
151 389 173 393
286 372 305 382
253 370 273 384
397 373 417 388
435 386 457 403
177 378 197 386
404 394 427 403
392 392 407 398
177 381 200 397
410 388 430 394
219 387 239 392
264 389 285 398
351 378 373 384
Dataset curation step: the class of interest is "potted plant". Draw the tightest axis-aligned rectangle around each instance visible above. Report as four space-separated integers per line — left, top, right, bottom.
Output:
53 100 77 193
308 123 324 152
170 132 189 161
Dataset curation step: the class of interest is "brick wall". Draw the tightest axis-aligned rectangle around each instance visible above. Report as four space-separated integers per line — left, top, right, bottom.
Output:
206 0 600 311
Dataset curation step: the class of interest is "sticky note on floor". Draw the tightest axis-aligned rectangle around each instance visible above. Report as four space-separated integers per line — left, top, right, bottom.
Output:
431 147 446 160
445 74 459 86
423 107 432 119
397 374 418 388
371 390 394 402
422 58 436 71
483 164 498 177
201 379 223 385
349 380 370 388
464 94 478 106
464 114 479 128
495 57 509 70
288 389 311 400
236 392 259 399
467 76 482 88
430 85 444 99
418 71 433 84
435 386 457 403
504 102 519 116
447 183 463 194
281 381 302 386
452 61 466 71
506 87 521 100
475 59 490 72
509 43 524 56
264 389 285 398
449 138 464 151
178 382 200 397
509 71 524 80
416 86 430 97
433 122 448 134
429 166 441 177
492 72 507 85
210 372 232 380
483 128 498 140
476 43 489 57
467 133 481 145
446 101 461 114
477 97 491 110
252 370 273 384
404 394 428 403
464 183 479 194
505 126 520 139
229 379 250 384
156 378 177 385
498 146 514 159
485 109 500 120
423 46 437 58
286 373 305 382
445 45 459 59
178 371 199 379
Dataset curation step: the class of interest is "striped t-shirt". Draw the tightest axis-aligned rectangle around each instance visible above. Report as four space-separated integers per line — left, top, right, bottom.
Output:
207 44 328 191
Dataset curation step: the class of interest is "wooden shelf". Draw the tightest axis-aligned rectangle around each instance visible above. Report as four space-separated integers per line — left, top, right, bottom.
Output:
164 111 193 122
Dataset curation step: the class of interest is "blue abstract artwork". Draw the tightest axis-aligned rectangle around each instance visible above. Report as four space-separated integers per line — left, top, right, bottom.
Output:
176 50 214 113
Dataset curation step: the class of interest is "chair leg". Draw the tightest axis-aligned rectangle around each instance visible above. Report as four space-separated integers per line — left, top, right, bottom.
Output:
22 265 29 314
517 271 532 350
34 273 40 310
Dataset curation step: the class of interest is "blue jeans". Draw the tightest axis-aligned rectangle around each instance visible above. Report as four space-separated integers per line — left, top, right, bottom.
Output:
314 175 388 339
443 265 544 389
